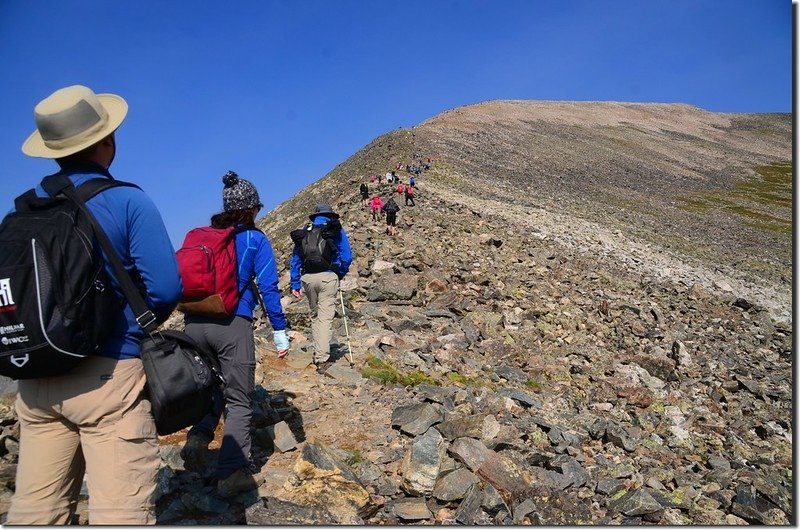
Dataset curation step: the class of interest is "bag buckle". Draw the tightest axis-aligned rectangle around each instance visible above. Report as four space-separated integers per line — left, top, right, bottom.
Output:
136 310 157 330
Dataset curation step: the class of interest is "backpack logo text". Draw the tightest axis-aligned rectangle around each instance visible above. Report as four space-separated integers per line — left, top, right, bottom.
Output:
0 279 15 311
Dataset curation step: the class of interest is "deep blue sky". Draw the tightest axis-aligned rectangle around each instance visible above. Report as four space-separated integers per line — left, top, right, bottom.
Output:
0 0 791 247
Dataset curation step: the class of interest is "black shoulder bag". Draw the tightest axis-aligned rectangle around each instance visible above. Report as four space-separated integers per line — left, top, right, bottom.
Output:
51 175 224 436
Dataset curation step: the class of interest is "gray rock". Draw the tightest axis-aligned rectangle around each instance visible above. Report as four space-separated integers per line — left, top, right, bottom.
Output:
454 483 484 525
157 498 188 523
436 415 485 440
535 468 573 490
368 274 417 301
262 421 299 453
297 442 361 483
413 383 457 406
476 452 532 498
159 445 186 471
706 454 731 470
649 489 692 511
497 388 541 408
632 353 676 381
432 467 480 501
481 483 509 514
324 363 365 386
449 437 493 471
353 461 384 486
587 417 608 439
605 422 639 452
391 403 444 436
393 498 432 521
401 427 446 495
154 466 175 503
371 260 396 272
753 476 792 515
245 496 339 525
548 455 590 488
289 443 377 520
495 365 527 382
0 377 17 396
181 491 229 514
609 489 663 516
513 498 537 524
596 478 626 496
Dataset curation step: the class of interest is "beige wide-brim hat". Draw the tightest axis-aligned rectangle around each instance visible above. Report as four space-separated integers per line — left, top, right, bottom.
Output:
21 85 128 159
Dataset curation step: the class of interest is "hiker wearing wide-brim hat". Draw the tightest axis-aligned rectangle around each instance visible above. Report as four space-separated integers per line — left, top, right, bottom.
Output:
5 85 182 524
309 202 340 220
21 85 128 159
290 203 352 370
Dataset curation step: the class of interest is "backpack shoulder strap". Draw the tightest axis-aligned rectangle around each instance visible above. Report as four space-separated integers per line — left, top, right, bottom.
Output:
41 172 141 203
44 174 157 333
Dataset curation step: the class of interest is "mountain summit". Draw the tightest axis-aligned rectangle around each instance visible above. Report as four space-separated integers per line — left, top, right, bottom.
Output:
1 100 789 524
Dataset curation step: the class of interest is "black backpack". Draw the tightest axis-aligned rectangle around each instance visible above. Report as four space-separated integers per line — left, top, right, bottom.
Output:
290 219 342 274
384 200 400 214
360 183 368 194
0 172 138 379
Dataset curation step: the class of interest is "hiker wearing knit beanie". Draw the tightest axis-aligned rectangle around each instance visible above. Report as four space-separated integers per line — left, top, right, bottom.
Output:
180 170 288 496
222 170 263 212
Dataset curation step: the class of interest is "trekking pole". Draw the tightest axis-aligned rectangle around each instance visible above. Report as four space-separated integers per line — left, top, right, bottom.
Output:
338 289 354 366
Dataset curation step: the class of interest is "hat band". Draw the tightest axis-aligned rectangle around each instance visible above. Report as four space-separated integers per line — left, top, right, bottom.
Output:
37 99 108 149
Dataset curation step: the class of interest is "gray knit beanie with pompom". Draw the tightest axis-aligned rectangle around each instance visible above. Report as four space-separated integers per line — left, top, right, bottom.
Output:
222 170 262 211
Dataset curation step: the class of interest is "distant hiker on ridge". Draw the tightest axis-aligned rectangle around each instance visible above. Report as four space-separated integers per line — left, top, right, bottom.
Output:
369 194 384 223
382 196 401 236
359 181 369 206
404 183 415 206
290 204 353 369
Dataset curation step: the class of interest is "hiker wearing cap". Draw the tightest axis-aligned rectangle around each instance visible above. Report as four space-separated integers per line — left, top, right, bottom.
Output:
5 85 182 524
289 204 352 367
179 171 289 497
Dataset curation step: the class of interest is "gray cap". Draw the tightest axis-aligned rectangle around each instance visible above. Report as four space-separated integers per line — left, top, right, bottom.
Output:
222 171 262 212
310 203 339 220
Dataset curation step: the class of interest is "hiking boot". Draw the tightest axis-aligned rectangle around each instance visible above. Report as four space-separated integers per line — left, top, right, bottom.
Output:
313 353 331 365
315 360 334 374
180 434 211 472
216 467 264 498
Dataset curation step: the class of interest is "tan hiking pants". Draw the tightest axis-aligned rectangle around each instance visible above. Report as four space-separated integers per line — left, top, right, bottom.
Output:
301 271 339 362
6 357 159 525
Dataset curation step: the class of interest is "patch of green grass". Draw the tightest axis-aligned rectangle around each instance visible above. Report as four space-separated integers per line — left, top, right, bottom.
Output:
344 449 363 467
525 379 542 392
447 372 492 389
676 162 792 236
361 356 438 387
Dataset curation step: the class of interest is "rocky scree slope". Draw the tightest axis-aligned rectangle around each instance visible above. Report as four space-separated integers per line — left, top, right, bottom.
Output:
0 100 791 525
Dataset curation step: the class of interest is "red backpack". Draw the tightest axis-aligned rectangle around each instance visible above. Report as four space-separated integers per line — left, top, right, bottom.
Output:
176 226 243 317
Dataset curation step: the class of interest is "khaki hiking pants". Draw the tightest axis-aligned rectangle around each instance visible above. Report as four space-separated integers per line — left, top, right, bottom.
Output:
6 357 159 525
301 271 339 363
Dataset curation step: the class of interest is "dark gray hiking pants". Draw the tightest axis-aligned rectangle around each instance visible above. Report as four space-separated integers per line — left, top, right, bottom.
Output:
184 316 255 479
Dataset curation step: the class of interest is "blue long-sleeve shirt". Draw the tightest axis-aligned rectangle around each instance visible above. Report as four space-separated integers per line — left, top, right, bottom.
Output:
234 228 287 330
290 214 353 290
10 166 183 359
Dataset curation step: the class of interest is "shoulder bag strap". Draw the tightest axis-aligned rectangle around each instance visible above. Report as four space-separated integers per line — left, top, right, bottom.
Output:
42 173 158 334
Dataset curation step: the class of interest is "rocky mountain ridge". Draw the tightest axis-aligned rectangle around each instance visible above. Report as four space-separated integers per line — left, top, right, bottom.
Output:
0 100 791 525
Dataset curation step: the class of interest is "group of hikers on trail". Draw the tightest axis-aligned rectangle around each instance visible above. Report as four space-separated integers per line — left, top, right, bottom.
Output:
0 84 352 524
357 153 433 238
